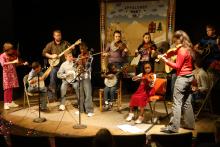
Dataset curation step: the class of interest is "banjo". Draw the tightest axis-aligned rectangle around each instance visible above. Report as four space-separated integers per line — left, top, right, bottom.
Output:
48 39 81 66
104 64 129 87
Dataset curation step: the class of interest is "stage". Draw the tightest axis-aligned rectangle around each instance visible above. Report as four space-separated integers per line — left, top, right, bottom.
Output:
1 95 217 138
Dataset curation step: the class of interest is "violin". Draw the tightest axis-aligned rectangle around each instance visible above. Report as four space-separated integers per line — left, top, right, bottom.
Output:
6 48 28 66
155 44 182 62
114 41 127 51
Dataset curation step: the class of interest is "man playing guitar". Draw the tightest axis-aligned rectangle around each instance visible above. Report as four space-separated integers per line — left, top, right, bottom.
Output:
42 29 81 101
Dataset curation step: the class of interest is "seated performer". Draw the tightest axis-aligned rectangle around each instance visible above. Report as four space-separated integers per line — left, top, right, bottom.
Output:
101 63 120 110
103 30 128 69
57 51 84 111
126 62 156 124
27 62 49 112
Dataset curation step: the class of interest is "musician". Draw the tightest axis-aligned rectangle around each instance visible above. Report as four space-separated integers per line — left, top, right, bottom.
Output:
57 51 84 111
27 62 49 112
42 30 74 101
126 62 156 124
198 24 220 70
135 32 157 74
191 60 210 110
159 30 195 133
0 42 20 110
76 42 94 117
101 63 119 110
103 30 128 69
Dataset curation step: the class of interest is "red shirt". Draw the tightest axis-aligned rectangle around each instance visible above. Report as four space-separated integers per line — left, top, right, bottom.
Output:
166 47 193 76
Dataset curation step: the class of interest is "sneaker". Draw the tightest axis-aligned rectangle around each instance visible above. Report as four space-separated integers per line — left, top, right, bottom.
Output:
105 101 109 105
135 116 144 124
9 101 19 108
75 111 79 115
59 104 65 111
87 113 94 117
4 103 10 110
126 113 134 122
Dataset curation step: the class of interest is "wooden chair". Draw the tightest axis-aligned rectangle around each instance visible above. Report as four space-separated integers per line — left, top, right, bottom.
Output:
148 77 169 123
99 80 122 112
23 74 49 108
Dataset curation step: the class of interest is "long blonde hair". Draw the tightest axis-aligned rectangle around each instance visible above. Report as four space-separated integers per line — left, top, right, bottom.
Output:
173 30 195 59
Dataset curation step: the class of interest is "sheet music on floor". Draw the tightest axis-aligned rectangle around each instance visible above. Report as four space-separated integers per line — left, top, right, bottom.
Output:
117 124 151 133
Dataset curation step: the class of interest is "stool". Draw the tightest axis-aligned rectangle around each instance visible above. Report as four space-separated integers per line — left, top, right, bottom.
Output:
99 88 121 112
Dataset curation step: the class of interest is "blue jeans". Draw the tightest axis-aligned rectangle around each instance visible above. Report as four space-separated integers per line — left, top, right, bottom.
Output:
28 87 47 109
82 78 94 113
169 75 195 132
48 67 61 99
104 86 117 102
60 80 84 108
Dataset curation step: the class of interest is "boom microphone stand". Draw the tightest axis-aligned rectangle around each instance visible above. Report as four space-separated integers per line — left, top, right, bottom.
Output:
33 73 46 123
73 71 87 129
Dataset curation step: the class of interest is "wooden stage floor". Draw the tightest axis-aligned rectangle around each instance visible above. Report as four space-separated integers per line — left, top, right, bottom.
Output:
1 95 219 137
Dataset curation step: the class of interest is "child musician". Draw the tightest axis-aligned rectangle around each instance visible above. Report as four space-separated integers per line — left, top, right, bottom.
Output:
27 62 49 111
102 63 119 110
126 62 156 124
57 51 84 111
0 42 21 110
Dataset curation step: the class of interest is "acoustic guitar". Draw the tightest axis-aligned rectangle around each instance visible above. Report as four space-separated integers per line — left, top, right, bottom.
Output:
28 66 53 88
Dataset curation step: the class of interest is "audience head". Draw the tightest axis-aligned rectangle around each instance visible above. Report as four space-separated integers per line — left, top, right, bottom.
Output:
93 128 115 147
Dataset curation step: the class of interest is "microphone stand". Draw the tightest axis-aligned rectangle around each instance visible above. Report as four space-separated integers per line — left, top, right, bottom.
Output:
73 71 87 129
33 73 46 123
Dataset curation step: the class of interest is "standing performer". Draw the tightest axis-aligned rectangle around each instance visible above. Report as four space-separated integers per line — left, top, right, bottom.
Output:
159 30 195 133
126 62 156 124
76 42 94 117
42 30 80 101
0 42 27 110
103 30 128 69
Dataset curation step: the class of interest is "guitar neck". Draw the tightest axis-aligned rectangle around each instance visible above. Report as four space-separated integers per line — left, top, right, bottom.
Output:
41 66 53 80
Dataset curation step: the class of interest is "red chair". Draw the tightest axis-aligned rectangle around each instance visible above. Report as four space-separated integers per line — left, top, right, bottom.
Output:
148 78 169 123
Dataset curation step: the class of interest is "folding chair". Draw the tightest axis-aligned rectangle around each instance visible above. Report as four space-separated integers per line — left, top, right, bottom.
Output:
148 78 169 123
23 74 49 108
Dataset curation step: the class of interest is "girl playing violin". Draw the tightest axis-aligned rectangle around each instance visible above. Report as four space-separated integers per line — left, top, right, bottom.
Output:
0 42 23 110
126 62 156 124
135 32 157 74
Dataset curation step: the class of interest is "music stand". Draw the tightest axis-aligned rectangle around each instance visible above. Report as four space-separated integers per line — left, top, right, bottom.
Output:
73 72 87 129
33 73 46 123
